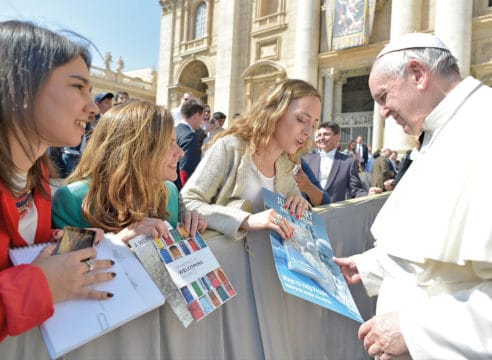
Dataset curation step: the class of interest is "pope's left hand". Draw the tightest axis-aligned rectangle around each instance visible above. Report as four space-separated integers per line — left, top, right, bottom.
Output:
358 312 409 360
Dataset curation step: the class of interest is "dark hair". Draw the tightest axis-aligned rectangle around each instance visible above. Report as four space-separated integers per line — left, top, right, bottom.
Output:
0 20 92 195
181 99 205 118
114 91 129 102
318 121 340 135
213 112 226 120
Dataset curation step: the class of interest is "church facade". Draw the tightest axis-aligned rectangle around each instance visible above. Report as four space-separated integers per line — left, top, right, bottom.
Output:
156 0 492 151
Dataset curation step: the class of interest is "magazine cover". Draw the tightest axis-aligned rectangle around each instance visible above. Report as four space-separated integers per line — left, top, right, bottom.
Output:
129 222 236 325
263 188 363 323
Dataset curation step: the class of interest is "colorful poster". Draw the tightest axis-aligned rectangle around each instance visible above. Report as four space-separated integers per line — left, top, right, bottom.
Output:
130 223 236 325
263 188 363 323
326 0 377 50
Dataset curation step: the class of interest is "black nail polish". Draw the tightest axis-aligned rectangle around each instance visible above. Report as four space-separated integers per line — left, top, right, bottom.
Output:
110 260 115 265
111 272 117 278
107 292 114 298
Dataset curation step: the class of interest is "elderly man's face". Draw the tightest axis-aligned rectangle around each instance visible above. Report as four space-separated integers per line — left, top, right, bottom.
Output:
369 68 426 136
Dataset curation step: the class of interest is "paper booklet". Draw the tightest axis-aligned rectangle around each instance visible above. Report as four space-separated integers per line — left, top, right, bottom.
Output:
262 188 363 323
8 234 165 360
129 222 236 327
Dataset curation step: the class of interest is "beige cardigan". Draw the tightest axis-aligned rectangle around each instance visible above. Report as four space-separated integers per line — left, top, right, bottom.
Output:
181 135 301 239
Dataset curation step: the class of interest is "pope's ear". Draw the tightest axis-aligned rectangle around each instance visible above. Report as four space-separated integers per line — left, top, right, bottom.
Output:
407 59 429 91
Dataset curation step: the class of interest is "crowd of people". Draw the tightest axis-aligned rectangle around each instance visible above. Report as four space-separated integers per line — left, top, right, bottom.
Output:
1 19 491 359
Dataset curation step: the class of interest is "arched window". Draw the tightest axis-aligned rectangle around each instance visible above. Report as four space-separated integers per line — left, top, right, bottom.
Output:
194 2 207 39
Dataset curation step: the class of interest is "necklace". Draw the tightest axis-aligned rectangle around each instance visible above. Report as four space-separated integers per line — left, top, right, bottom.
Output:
15 191 34 218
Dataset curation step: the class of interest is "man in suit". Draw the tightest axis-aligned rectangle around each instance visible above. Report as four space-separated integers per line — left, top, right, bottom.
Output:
355 135 369 170
172 91 193 126
175 99 205 190
370 148 395 189
303 122 379 203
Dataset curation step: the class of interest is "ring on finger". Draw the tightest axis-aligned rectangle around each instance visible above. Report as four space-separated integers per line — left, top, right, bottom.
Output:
273 217 282 225
86 258 95 272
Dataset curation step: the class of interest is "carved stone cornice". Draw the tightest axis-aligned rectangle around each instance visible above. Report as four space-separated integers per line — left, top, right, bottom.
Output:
159 0 174 15
333 111 373 127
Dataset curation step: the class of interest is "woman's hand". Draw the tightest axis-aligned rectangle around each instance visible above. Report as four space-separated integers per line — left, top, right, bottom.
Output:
50 227 105 245
116 217 171 243
240 208 294 240
181 210 207 237
284 194 311 219
32 244 115 303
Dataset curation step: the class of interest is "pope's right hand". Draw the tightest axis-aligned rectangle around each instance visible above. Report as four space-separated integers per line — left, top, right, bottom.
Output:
333 256 361 284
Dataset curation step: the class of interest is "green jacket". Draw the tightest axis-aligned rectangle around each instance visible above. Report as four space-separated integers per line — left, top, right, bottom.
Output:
52 180 181 230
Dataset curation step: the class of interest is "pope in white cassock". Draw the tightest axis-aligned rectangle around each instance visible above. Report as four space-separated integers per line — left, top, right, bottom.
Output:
334 33 492 359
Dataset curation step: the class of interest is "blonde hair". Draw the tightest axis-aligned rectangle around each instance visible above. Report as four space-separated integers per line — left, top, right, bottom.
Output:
209 79 320 163
68 101 174 232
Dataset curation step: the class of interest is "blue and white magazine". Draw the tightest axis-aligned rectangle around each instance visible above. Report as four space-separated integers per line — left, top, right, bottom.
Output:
263 188 362 323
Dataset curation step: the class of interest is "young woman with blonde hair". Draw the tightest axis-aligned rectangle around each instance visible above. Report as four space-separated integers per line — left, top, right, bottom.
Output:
182 78 319 239
52 100 206 242
181 79 325 358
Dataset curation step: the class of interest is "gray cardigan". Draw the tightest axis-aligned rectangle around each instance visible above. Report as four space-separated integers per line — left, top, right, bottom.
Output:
181 135 301 239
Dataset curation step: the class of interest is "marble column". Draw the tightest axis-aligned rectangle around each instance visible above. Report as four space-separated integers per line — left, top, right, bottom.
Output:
214 0 241 118
380 0 422 152
321 68 335 122
371 103 384 151
333 74 346 115
156 1 175 106
434 0 472 77
293 0 320 84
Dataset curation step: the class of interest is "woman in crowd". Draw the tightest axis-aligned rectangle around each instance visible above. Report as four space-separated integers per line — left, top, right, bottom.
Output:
180 79 329 359
344 139 357 158
52 100 207 242
182 79 318 239
0 20 115 340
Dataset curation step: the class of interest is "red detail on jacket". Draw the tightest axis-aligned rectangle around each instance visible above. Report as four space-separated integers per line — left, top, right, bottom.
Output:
0 167 54 341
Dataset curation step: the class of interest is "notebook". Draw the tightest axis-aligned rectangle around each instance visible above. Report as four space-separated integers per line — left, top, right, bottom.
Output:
9 234 165 359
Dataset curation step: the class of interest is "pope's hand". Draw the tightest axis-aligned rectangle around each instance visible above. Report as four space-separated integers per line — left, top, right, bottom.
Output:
358 312 409 359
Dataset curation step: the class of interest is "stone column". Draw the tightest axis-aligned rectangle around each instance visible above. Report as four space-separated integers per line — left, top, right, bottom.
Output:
371 103 384 151
214 0 242 118
202 77 215 110
434 0 472 76
380 0 422 152
321 68 335 122
333 74 346 115
293 0 320 84
156 1 175 106
183 1 190 43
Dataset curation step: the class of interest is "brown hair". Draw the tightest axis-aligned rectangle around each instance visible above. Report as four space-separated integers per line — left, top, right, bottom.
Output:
67 101 174 232
0 20 91 196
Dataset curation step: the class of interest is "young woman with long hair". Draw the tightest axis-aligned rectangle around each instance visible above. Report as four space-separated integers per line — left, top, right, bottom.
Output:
0 20 114 340
52 100 206 242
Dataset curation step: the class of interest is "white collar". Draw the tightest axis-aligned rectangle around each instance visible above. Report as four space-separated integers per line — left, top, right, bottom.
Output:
319 149 336 158
423 77 481 136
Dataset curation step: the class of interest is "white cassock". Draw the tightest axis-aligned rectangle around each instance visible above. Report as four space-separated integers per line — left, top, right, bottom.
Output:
355 77 492 359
